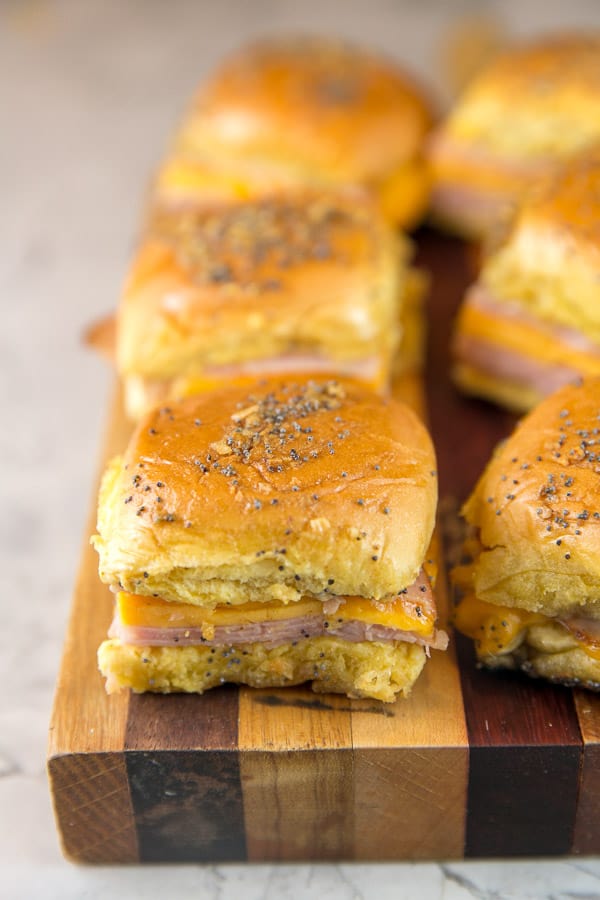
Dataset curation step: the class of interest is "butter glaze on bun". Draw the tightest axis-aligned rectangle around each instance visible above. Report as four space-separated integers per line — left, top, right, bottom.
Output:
93 377 438 608
117 190 418 419
454 378 600 689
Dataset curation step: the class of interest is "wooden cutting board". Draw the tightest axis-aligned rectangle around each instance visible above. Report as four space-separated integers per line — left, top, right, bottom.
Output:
47 232 600 863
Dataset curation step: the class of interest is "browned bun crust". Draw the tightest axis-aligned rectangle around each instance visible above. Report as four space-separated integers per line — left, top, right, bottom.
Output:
178 36 433 180
93 377 437 607
508 143 600 266
116 190 405 411
463 377 600 617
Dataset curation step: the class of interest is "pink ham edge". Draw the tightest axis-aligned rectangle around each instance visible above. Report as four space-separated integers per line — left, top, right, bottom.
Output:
110 568 449 653
561 616 600 647
201 354 380 380
454 284 600 396
427 132 556 233
429 182 513 234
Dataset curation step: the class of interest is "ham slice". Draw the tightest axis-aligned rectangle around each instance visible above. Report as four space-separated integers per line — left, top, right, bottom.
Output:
561 616 600 648
428 132 557 234
454 331 581 395
430 183 514 234
468 286 600 357
454 284 600 396
202 354 380 379
112 614 448 652
110 570 448 653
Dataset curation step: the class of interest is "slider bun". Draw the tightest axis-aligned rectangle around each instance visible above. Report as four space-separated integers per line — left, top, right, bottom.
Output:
463 378 600 617
93 377 437 607
428 34 600 235
98 636 426 703
482 145 600 344
117 191 402 383
177 36 433 183
435 34 600 161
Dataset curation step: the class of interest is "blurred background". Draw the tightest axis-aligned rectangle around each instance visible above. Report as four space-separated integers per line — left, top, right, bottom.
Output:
3 1 600 897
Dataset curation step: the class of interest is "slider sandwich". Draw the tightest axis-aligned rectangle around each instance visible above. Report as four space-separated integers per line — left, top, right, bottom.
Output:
94 377 447 702
452 146 600 411
454 378 600 689
117 190 426 420
428 34 600 237
154 36 433 229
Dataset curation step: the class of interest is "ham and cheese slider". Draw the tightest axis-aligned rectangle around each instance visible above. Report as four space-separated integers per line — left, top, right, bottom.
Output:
428 34 600 237
117 189 425 420
154 36 434 229
94 377 447 702
452 146 600 411
454 378 600 689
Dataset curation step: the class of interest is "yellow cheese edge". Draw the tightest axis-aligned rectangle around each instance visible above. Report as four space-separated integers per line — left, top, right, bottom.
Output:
117 590 435 638
154 156 429 229
453 590 600 662
456 300 600 372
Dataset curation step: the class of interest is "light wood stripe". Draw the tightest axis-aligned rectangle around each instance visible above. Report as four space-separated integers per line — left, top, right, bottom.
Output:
48 387 137 863
238 687 353 860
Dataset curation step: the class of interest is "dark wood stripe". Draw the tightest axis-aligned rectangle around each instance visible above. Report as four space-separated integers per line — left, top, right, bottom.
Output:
456 635 582 857
418 229 516 505
124 686 246 862
421 229 584 855
573 690 600 854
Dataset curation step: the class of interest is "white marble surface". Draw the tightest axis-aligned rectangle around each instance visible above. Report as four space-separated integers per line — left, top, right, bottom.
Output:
3 1 600 897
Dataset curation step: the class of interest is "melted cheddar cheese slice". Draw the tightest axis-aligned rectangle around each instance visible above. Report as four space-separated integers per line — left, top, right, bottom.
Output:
172 359 387 399
154 156 428 229
454 592 600 661
117 590 436 639
374 158 430 228
457 301 600 373
453 592 544 657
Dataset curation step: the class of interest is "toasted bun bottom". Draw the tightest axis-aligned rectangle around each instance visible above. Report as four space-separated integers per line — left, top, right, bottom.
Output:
453 361 543 412
476 617 600 690
98 637 426 703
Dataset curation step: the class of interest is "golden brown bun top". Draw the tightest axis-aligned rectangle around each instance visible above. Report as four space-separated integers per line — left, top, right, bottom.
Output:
144 187 392 290
96 377 437 603
184 36 433 179
117 189 402 378
510 144 600 258
438 34 600 159
463 378 600 614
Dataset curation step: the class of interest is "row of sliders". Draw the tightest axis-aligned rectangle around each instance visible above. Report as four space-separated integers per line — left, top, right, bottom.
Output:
436 35 600 685
441 31 600 680
91 33 600 700
93 37 445 702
